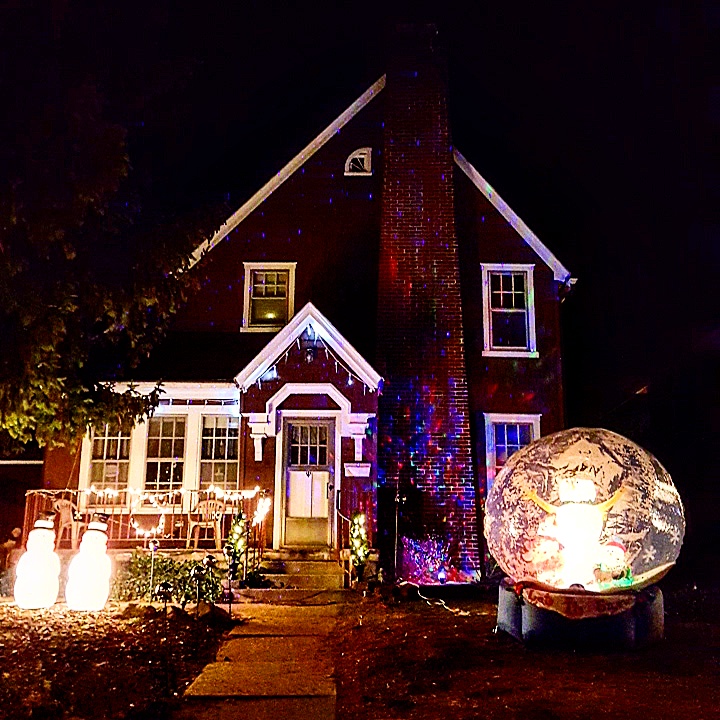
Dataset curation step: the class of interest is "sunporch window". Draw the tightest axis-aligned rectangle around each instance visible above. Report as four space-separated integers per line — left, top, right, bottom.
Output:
90 422 130 496
145 416 185 497
200 415 240 491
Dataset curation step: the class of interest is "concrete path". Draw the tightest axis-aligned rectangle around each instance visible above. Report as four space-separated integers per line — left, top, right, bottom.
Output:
176 601 343 720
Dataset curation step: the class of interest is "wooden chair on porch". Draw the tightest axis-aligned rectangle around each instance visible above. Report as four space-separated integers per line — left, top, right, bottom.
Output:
186 499 226 550
53 498 87 550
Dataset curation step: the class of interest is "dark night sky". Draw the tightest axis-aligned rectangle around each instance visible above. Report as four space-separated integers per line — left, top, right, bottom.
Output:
117 1 715 432
5 1 719 479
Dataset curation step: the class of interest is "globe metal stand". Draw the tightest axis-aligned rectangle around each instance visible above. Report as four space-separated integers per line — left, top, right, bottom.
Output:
496 578 664 649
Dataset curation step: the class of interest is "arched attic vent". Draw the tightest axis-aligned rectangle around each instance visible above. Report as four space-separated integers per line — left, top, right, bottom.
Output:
344 147 372 176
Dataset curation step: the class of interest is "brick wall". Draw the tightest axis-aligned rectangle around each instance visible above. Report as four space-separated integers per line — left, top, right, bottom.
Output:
376 26 479 574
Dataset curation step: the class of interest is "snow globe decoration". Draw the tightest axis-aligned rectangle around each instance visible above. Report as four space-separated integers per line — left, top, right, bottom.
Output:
14 517 61 609
484 428 684 593
65 519 112 611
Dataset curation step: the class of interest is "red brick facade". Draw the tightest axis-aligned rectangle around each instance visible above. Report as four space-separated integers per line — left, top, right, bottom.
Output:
377 27 478 572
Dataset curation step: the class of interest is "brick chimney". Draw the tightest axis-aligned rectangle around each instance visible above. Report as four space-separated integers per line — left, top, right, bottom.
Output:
377 25 479 575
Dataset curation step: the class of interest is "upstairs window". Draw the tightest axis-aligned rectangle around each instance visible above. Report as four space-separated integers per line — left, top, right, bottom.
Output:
344 147 372 176
242 262 296 332
484 413 541 492
481 263 538 357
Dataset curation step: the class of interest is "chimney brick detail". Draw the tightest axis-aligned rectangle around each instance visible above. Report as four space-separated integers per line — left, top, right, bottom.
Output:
377 29 479 574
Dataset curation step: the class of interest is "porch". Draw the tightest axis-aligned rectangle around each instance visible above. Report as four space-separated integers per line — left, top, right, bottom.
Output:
22 487 271 553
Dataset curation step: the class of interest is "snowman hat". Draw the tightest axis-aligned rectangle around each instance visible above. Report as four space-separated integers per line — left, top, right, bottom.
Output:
605 537 626 552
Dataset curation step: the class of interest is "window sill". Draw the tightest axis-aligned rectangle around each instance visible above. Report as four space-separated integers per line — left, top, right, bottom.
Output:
240 325 285 333
482 349 539 359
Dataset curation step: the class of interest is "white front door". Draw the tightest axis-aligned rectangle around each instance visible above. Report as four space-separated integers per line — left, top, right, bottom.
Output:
283 421 334 547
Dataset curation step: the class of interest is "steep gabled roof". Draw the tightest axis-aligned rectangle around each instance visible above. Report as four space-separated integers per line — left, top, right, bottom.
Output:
453 149 572 283
234 302 382 392
190 76 387 267
189 75 572 284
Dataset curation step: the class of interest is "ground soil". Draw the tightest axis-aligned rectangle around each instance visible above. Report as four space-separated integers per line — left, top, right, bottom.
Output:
0 583 718 720
331 582 720 720
0 601 226 720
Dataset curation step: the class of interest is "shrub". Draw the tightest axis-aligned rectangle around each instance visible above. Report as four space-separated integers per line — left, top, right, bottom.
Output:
112 551 223 608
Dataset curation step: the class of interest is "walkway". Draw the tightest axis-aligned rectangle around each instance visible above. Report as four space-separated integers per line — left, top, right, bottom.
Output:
175 592 347 720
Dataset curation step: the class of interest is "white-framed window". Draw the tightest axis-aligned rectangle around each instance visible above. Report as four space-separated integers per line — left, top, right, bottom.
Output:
484 413 541 491
200 415 240 491
242 262 296 332
145 416 186 496
481 263 538 357
90 422 131 493
344 147 372 176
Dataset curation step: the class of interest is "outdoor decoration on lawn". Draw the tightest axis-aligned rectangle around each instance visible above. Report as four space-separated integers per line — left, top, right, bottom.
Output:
66 519 112 611
349 512 369 579
401 536 470 585
14 518 61 609
484 427 685 593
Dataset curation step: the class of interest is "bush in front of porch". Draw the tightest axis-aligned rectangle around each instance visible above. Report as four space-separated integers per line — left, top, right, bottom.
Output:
112 551 223 608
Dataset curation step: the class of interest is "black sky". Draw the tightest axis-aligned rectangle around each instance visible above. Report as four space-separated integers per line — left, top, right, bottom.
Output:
6 0 719 444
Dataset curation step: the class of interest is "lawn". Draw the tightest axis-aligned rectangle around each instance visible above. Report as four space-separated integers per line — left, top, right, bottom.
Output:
0 583 718 720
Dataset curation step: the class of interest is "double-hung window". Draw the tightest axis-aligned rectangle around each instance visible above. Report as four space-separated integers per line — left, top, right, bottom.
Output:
484 413 541 491
242 262 296 331
145 416 185 497
200 416 240 491
90 422 131 496
481 263 538 357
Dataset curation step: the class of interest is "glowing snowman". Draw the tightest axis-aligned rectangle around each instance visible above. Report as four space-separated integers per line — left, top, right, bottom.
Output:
65 520 112 611
14 518 61 609
526 477 624 588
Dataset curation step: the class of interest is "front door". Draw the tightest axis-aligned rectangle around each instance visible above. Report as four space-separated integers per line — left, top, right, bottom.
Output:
283 421 334 546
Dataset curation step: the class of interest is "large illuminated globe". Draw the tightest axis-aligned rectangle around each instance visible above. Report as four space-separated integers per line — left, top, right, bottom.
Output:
14 519 61 609
484 428 684 592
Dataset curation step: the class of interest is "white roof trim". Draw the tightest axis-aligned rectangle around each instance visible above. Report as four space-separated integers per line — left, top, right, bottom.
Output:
190 76 387 267
234 302 382 392
453 149 572 283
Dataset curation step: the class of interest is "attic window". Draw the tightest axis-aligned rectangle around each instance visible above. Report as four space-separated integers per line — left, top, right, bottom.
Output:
344 147 372 176
242 262 296 332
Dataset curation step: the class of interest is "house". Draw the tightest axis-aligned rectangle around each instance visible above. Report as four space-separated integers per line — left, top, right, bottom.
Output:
36 25 572 581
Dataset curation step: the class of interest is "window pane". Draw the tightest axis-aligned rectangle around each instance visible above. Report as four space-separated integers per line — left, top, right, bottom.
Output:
507 424 519 446
251 297 287 325
491 311 528 348
147 438 160 457
520 424 532 445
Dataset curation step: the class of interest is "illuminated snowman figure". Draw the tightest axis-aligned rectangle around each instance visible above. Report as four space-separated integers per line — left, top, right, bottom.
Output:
526 477 624 589
14 518 61 609
65 520 112 611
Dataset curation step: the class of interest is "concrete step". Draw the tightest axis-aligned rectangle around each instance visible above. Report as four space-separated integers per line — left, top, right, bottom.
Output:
263 548 334 561
259 558 346 590
175 696 335 720
230 588 352 607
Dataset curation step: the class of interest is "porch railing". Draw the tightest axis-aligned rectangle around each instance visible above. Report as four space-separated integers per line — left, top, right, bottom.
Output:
22 487 270 555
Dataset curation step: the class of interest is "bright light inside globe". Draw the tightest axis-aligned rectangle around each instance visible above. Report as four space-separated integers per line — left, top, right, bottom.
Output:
484 428 685 593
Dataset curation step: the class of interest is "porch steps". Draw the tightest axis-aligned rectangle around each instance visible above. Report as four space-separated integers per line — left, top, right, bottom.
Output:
259 554 346 591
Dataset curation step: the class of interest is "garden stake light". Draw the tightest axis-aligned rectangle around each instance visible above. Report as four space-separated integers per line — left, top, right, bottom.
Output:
155 581 173 695
148 539 159 599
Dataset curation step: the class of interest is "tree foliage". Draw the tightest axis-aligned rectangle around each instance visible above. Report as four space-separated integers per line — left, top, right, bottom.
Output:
0 2 225 446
